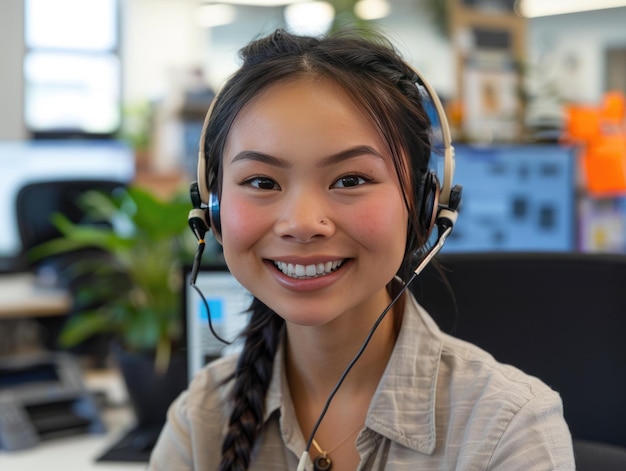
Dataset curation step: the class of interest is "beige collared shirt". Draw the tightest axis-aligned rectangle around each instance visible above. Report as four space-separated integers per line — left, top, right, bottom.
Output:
149 294 575 470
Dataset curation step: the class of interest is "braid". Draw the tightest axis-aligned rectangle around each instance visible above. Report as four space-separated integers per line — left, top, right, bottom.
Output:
219 298 284 471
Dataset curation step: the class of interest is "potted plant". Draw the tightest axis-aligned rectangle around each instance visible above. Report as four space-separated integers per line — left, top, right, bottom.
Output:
29 184 202 425
30 184 198 369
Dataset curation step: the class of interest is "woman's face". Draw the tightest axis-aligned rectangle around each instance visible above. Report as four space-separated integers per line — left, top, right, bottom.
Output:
219 77 409 327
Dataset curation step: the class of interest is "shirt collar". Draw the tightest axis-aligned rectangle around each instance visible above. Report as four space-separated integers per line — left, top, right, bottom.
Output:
263 293 444 455
265 334 285 422
265 333 309 458
365 293 443 454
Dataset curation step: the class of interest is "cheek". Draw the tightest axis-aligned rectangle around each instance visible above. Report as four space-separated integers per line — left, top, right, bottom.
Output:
218 195 269 253
347 193 409 253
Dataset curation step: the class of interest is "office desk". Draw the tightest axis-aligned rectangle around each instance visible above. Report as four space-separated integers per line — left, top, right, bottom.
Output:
0 273 72 355
0 370 149 471
0 408 148 471
0 273 71 318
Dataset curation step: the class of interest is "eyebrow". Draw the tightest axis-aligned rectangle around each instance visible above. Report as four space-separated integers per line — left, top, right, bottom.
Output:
230 150 290 168
317 145 384 167
229 145 384 168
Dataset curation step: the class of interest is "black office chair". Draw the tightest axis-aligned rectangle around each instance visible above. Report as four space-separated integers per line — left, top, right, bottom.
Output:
14 179 126 357
15 179 125 270
411 252 626 471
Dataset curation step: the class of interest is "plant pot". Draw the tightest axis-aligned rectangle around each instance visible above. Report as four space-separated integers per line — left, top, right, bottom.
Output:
112 343 188 428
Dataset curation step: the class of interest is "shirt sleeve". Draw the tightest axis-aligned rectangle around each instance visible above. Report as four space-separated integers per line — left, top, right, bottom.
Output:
148 391 194 471
147 358 235 471
488 389 576 470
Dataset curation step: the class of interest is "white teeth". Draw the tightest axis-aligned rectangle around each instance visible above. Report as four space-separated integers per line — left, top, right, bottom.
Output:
274 260 344 279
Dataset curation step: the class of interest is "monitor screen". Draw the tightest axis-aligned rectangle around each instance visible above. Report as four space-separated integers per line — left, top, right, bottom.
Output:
438 144 576 253
183 266 252 381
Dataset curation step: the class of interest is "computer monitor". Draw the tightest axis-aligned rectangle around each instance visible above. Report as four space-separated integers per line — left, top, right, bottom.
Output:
439 144 576 253
182 265 252 381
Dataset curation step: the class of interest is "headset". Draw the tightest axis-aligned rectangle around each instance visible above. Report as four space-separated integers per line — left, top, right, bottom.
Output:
187 64 462 470
188 67 461 258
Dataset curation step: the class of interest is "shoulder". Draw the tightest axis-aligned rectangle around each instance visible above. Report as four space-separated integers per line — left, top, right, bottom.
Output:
396 296 574 466
439 331 556 405
183 353 239 413
433 321 574 467
161 353 239 426
430 307 565 424
148 354 240 470
404 293 559 408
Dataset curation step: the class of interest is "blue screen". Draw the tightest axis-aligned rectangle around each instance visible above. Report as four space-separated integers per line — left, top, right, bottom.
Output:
437 144 576 252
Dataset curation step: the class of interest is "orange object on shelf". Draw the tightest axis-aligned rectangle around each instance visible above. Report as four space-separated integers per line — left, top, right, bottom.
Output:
564 92 626 196
583 134 626 195
601 91 626 125
564 105 601 143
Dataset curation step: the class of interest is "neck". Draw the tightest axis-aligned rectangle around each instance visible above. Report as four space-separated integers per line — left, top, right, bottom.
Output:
284 293 402 454
285 295 400 401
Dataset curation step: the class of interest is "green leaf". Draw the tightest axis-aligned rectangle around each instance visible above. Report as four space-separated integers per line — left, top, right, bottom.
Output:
127 187 190 240
28 183 193 367
28 213 133 262
58 311 115 347
78 189 125 222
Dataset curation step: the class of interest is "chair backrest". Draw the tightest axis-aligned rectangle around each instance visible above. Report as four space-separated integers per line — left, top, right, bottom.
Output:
15 179 125 272
411 252 626 451
16 180 124 251
13 179 126 351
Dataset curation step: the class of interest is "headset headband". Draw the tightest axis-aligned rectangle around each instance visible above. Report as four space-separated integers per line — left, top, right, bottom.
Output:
196 96 217 206
411 68 455 207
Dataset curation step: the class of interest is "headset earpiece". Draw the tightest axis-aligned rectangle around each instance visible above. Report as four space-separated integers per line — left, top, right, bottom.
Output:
208 191 221 236
417 170 440 242
188 181 210 241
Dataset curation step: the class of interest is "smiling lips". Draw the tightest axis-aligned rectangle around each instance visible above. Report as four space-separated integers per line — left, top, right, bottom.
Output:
274 260 344 279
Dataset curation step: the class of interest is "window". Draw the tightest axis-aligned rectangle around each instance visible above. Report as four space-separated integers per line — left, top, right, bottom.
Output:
24 0 120 137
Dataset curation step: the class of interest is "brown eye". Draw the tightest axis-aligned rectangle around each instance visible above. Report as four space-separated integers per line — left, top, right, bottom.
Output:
247 177 280 190
333 175 367 188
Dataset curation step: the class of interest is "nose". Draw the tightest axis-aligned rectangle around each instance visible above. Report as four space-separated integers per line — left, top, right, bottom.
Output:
274 191 335 242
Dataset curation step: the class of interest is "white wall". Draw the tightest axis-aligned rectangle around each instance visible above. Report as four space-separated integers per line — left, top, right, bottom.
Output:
527 6 626 104
0 0 26 140
121 0 206 104
121 0 453 103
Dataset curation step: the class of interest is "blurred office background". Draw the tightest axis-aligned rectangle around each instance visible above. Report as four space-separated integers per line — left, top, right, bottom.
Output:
1 0 625 387
2 0 626 468
3 0 626 261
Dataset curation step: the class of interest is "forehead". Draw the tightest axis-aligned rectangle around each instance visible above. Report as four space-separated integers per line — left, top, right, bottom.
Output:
224 76 385 154
238 75 363 121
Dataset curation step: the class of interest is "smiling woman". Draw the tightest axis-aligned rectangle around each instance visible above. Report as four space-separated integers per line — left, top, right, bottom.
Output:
148 28 575 471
